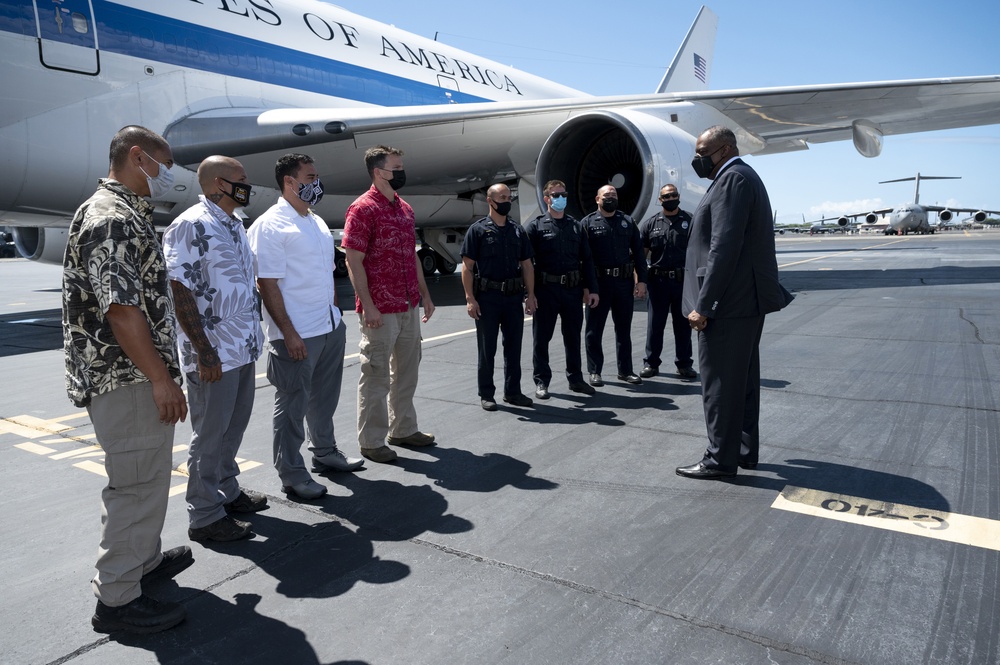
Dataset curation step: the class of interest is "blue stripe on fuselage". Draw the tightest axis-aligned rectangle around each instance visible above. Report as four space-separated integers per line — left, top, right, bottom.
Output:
1 0 492 107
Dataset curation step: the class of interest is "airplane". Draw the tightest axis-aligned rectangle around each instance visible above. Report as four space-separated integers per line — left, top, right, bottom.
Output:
3 1 1000 276
808 173 1000 236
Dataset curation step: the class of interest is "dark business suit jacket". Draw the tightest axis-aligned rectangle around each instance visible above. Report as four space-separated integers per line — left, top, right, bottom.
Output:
682 158 791 318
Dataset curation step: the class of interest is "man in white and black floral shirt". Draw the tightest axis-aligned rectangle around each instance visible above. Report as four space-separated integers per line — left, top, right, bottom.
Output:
63 126 190 634
163 155 265 544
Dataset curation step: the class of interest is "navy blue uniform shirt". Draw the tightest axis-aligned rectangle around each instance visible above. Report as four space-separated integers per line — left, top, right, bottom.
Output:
460 216 532 281
580 210 648 282
639 209 692 269
524 212 598 292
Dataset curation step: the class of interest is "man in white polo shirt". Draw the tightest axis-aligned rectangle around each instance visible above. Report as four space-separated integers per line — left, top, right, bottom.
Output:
248 153 363 501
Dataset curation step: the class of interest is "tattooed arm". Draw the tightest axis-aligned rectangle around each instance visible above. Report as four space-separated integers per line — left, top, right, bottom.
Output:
170 280 222 383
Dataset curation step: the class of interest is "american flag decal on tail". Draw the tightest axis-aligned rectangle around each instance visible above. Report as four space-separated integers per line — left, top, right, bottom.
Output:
693 53 707 83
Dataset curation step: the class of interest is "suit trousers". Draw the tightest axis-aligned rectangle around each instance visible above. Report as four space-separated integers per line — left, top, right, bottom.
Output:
87 381 174 606
532 283 585 386
356 306 421 450
585 276 635 376
644 273 693 370
698 314 765 470
475 289 525 399
185 362 255 529
267 320 346 485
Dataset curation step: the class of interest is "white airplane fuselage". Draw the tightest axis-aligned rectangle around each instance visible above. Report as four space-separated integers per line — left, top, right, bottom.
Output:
887 204 930 234
0 0 583 238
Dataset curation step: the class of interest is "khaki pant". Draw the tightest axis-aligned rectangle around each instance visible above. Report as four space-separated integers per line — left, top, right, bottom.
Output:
87 382 174 606
356 306 421 449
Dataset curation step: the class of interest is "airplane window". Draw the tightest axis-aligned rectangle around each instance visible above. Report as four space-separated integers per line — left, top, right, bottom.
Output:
71 12 89 34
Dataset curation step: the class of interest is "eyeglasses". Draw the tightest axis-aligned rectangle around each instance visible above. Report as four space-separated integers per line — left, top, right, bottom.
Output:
548 192 567 199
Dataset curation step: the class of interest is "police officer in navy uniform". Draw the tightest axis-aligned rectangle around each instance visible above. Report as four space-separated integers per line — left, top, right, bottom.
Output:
524 179 598 399
581 185 647 386
639 184 697 380
461 183 538 411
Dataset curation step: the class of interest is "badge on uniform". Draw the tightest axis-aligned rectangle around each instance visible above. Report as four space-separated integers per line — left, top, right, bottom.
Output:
621 220 628 228
682 221 689 230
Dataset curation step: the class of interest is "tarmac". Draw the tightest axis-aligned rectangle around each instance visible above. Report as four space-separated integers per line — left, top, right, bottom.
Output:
1 230 998 665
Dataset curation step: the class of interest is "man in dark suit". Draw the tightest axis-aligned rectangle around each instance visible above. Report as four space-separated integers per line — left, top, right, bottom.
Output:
677 126 793 480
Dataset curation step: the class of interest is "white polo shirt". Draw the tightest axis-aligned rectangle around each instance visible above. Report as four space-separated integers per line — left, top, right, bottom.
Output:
247 197 341 342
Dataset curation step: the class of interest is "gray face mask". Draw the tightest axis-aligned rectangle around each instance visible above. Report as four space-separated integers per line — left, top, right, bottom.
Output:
140 150 175 199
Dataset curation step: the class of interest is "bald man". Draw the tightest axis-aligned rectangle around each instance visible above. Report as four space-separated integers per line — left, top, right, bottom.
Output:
163 156 266 542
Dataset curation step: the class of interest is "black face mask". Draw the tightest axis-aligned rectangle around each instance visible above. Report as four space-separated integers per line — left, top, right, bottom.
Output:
600 198 618 213
220 178 252 206
386 169 406 191
492 200 512 217
691 154 716 179
661 199 680 212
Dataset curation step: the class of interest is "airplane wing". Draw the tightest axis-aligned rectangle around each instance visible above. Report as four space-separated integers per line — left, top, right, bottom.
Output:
166 75 1000 194
923 206 1000 215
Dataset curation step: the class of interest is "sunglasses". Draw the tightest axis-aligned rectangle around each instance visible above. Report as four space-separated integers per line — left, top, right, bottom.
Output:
548 192 567 198
660 194 679 200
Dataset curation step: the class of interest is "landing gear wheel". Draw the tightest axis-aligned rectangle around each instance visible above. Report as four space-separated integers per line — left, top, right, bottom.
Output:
435 254 457 275
334 248 348 278
418 248 437 276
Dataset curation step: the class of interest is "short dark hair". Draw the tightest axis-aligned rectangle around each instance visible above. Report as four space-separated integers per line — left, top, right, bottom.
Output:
543 180 566 196
702 125 738 151
364 145 404 178
108 126 169 170
274 153 314 190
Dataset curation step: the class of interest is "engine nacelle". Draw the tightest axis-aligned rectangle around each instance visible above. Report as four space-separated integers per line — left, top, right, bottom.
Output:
938 209 953 223
535 109 692 223
865 213 880 224
12 227 69 265
972 211 987 223
837 217 849 227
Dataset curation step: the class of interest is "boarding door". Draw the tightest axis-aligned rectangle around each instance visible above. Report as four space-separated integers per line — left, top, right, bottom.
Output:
32 0 99 74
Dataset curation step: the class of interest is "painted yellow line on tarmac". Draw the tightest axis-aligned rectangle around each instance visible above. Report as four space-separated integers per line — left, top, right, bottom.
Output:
778 238 909 269
772 485 1000 551
0 419 46 438
50 412 90 423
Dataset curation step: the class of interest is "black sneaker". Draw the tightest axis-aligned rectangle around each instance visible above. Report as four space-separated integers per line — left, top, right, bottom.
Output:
189 515 253 542
141 546 194 584
92 594 186 634
224 488 269 514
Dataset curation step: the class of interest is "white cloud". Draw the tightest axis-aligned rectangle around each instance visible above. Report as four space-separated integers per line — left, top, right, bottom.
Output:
807 198 885 217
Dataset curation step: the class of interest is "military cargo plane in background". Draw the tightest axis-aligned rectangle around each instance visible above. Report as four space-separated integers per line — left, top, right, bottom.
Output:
3 1 1000 273
809 173 1000 236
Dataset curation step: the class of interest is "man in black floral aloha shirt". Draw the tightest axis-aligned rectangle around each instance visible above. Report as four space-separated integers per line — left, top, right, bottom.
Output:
63 126 191 634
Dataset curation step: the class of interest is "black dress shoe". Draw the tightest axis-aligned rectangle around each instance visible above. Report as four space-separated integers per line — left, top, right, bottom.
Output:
503 393 533 407
481 398 497 411
739 461 758 470
677 367 698 381
675 461 737 480
617 373 642 385
534 384 550 400
639 365 657 378
569 381 596 395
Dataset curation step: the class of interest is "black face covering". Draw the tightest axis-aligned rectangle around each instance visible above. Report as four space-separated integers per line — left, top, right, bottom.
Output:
386 169 406 191
661 199 680 212
691 154 716 179
221 178 252 206
492 200 512 217
600 198 618 213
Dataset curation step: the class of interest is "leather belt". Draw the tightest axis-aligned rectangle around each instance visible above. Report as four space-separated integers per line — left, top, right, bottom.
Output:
477 277 524 295
598 262 634 278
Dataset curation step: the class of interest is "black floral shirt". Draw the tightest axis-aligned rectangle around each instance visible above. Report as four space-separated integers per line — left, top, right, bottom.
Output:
62 179 180 407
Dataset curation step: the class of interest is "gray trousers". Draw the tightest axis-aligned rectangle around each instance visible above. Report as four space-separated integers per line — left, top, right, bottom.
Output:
87 382 174 606
185 362 255 529
266 320 346 485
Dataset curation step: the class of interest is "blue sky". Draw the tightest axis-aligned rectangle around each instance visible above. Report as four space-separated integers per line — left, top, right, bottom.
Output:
328 0 1000 224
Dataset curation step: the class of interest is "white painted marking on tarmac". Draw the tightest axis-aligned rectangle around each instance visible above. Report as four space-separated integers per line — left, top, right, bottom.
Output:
15 442 56 455
73 460 107 477
772 485 1000 551
0 419 45 438
49 445 103 460
778 238 908 269
50 412 90 423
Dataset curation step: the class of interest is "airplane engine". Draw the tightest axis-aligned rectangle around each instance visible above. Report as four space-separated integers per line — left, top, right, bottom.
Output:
865 213 880 224
11 227 69 265
535 110 691 224
972 211 987 223
938 209 953 223
837 217 849 227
